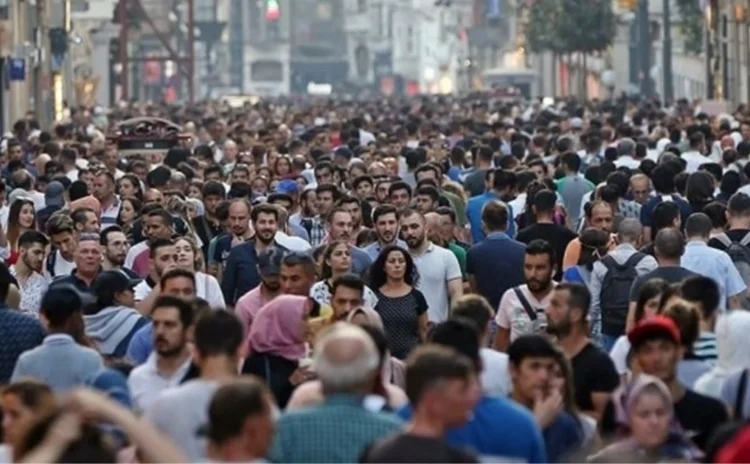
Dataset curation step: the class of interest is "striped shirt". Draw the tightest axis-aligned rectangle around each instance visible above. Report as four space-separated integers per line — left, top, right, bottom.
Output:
694 331 717 367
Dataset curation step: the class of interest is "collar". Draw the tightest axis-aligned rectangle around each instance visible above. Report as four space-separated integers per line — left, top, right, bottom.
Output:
486 231 510 240
43 333 75 345
686 239 708 247
615 242 636 251
411 241 435 257
145 352 193 378
324 393 366 406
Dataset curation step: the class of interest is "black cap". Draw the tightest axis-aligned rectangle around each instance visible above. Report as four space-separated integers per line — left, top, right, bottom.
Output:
41 284 95 322
334 147 353 161
91 270 142 295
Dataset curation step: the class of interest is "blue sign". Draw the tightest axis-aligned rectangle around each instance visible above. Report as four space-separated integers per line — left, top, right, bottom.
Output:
8 58 25 81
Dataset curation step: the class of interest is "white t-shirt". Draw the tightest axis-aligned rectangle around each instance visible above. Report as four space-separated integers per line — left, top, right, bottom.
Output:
495 284 556 343
480 348 511 397
275 231 311 252
412 243 462 322
609 335 631 376
44 250 75 279
134 272 225 309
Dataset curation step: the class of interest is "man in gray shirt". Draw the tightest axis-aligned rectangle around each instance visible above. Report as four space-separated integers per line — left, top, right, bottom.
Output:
146 311 244 462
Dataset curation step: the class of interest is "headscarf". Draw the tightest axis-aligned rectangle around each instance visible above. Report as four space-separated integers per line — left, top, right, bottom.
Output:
345 307 384 329
70 195 101 217
604 374 702 461
695 310 750 398
248 295 308 361
187 198 205 217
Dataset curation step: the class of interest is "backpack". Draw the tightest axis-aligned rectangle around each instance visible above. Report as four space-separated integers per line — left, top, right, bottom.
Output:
716 232 750 308
600 253 646 337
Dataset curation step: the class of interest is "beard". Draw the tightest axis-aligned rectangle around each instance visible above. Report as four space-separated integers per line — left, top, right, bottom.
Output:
22 255 41 273
256 230 276 244
405 234 424 249
526 277 552 293
546 317 572 338
155 338 185 357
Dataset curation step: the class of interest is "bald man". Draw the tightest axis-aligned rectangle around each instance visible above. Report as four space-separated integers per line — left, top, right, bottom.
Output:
629 173 652 205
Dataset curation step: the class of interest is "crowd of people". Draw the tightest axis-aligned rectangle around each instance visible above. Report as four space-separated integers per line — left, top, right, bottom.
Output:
1 95 750 462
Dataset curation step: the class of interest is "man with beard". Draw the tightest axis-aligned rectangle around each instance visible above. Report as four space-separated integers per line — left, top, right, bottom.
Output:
234 248 284 335
128 295 194 412
400 209 462 323
545 282 618 421
10 231 49 315
290 188 325 247
314 207 372 277
222 203 286 308
494 239 555 351
100 225 139 278
127 208 175 278
133 239 178 314
212 199 254 280
364 204 406 261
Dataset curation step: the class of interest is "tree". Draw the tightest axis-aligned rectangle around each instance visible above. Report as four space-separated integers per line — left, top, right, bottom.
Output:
557 0 617 54
526 0 568 54
675 0 703 54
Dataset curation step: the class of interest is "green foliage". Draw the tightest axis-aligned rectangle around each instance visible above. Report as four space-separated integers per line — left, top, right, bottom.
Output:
675 0 703 54
526 0 616 54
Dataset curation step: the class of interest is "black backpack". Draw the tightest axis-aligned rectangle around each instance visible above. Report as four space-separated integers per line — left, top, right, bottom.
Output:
600 253 646 337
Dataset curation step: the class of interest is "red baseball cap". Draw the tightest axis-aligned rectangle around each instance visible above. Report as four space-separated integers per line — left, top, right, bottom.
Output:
627 315 681 347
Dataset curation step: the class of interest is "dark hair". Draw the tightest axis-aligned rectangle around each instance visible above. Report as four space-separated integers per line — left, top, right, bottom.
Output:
117 173 144 201
204 378 271 446
556 282 591 320
577 228 610 270
331 273 365 299
371 204 399 223
250 203 279 223
352 175 373 190
651 165 676 194
316 183 341 201
152 295 195 328
281 251 317 276
415 185 440 204
429 319 482 373
728 192 750 216
434 205 457 224
145 208 173 226
404 345 474 407
194 310 244 358
532 189 556 214
525 239 556 267
654 227 685 260
149 238 175 259
18 230 49 249
450 295 493 333
686 171 715 212
319 240 350 279
202 180 226 199
481 199 508 231
652 201 681 231
703 201 727 230
369 245 419 288
680 275 720 320
100 225 124 246
634 278 670 323
507 334 559 366
685 212 712 238
159 268 195 289
388 181 412 198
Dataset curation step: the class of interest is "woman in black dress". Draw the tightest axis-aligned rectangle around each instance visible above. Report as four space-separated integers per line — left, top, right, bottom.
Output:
370 245 428 359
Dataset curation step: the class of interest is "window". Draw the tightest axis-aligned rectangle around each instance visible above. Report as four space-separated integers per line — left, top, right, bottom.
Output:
250 60 283 81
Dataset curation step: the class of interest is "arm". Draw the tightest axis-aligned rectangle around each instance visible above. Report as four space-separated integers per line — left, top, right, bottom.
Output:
221 248 239 308
417 312 429 343
588 262 604 343
494 327 511 352
135 284 161 316
724 255 747 309
445 251 463 305
447 278 463 306
494 290 513 352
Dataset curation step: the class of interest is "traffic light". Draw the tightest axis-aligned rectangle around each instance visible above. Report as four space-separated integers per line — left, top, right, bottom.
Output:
265 0 280 21
618 0 638 11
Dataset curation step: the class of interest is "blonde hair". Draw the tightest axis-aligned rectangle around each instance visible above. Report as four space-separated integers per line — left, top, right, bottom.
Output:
174 235 204 272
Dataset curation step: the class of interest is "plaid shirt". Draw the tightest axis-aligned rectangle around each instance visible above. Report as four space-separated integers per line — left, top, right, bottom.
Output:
268 394 403 463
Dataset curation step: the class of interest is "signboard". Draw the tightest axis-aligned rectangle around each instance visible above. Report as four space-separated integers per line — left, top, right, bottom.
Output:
8 58 25 81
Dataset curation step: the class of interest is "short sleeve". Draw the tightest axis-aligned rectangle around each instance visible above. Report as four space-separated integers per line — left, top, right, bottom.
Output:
495 288 514 328
443 249 462 282
412 289 428 316
724 254 748 299
591 351 620 393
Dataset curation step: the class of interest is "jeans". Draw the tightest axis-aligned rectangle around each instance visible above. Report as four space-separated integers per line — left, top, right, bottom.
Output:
600 334 618 354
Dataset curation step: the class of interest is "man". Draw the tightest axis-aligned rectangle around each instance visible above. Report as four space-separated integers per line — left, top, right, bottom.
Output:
628 228 698 329
401 209 462 323
337 195 366 244
682 131 709 173
414 185 440 215
234 247 284 334
52 233 103 292
100 225 137 277
452 294 511 397
0 261 45 383
128 295 194 412
466 169 517 243
12 285 103 393
192 181 226 259
681 276 720 365
682 212 746 310
132 239 177 305
37 181 65 230
315 207 371 277
629 173 652 205
44 212 77 278
562 200 615 269
546 282 619 420
399 319 547 462
129 208 175 278
10 230 49 315
614 138 640 169
364 204 407 261
507 335 583 462
708 193 750 305
147 311 243 461
291 188 325 247
495 239 556 351
554 152 595 230
516 189 576 281
93 170 120 228
468 200 525 311
212 199 254 277
71 207 100 233
330 274 367 321
601 316 728 451
388 181 412 211
640 164 692 243
128 268 196 364
269 323 402 463
316 183 340 218
588 218 657 351
202 378 276 463
361 345 479 463
640 201 682 257
222 203 285 306
464 145 494 198
352 175 373 199
314 161 335 186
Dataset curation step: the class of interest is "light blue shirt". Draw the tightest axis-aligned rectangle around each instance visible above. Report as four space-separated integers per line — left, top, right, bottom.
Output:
681 240 747 311
363 239 407 261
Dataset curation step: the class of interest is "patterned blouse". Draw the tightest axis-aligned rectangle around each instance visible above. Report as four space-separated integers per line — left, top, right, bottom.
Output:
10 267 49 316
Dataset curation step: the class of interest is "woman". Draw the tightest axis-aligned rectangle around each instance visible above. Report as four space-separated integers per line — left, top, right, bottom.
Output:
242 295 313 409
610 279 671 379
310 240 379 308
562 228 610 285
116 197 142 242
6 199 35 265
551 350 597 452
286 315 408 411
695 310 750 400
274 155 292 178
371 245 428 359
588 375 702 463
0 380 57 462
174 236 225 309
116 174 143 201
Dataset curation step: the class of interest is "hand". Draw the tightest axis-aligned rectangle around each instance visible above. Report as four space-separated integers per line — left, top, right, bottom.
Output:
289 366 315 386
65 388 122 422
533 389 563 429
44 411 82 447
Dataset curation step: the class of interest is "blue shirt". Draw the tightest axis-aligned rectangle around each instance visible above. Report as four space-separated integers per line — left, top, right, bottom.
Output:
363 239 408 261
466 192 515 243
0 304 45 383
467 232 526 310
681 240 747 311
543 412 583 463
126 322 152 365
222 241 287 305
639 194 692 229
311 244 373 278
398 395 547 463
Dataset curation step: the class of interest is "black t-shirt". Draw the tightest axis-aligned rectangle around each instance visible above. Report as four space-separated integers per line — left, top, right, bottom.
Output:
360 433 478 463
629 266 699 302
600 388 728 452
571 342 619 412
707 228 750 252
516 223 578 280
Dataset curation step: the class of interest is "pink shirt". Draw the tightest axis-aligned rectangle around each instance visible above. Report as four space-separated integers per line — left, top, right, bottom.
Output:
234 286 271 336
495 283 556 343
132 248 151 278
